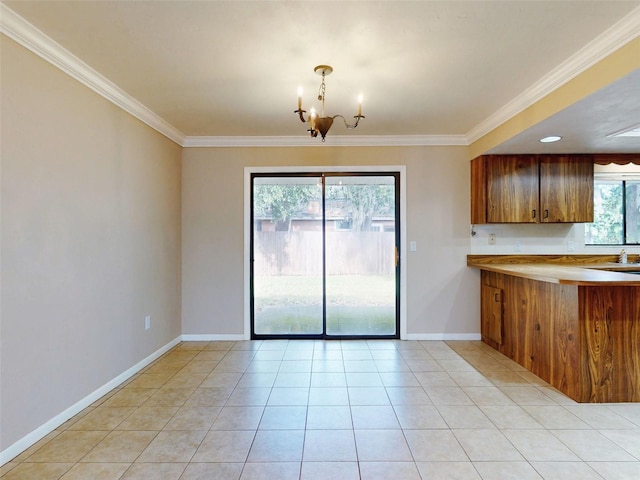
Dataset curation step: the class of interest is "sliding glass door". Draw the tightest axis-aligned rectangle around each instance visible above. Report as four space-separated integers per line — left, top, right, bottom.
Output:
252 175 324 335
251 172 399 339
324 175 397 336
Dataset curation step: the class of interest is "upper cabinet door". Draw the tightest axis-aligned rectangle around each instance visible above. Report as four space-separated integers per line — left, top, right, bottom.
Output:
487 155 539 223
539 155 594 223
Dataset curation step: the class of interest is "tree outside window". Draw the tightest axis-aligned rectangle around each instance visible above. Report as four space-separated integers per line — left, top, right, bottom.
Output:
585 179 640 245
626 182 640 244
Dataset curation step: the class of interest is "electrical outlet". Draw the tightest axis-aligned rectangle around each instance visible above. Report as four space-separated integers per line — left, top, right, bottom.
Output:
488 234 496 245
145 315 151 330
567 240 575 252
515 241 522 252
410 241 417 252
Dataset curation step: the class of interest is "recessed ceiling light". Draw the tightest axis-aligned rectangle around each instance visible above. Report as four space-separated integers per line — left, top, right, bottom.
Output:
607 124 640 138
539 136 562 143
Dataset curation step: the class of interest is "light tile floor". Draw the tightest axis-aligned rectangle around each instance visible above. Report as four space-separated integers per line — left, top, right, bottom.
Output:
3 340 640 479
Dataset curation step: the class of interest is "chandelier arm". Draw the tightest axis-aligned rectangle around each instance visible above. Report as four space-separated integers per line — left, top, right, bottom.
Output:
294 109 308 123
332 114 366 130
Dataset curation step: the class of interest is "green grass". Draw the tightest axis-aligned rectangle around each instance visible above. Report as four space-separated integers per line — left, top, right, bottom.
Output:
254 275 396 335
254 274 395 306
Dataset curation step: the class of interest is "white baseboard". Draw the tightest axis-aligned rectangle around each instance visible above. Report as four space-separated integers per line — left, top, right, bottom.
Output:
404 333 482 341
181 334 247 341
0 336 181 466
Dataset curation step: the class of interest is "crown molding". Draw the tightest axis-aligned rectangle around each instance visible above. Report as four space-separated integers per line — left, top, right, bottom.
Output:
0 3 186 146
182 134 469 148
466 5 640 144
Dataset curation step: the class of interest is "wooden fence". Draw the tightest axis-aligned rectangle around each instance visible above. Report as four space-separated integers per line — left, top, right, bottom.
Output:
254 231 396 276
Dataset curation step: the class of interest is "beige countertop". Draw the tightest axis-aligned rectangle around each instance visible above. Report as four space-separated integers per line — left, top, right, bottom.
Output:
468 262 640 286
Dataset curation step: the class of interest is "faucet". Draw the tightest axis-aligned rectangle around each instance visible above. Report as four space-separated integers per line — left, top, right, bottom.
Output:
619 249 628 264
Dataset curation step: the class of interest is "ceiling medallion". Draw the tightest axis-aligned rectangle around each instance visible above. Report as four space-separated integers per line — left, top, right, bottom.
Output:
294 65 364 142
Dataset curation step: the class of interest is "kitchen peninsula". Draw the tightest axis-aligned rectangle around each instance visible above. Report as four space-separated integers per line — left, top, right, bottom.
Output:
468 255 640 403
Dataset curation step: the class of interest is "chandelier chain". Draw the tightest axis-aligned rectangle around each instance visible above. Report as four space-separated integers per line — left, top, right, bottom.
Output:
317 71 326 116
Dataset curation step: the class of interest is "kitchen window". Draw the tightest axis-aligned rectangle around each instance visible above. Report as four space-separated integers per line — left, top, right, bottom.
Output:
585 173 640 245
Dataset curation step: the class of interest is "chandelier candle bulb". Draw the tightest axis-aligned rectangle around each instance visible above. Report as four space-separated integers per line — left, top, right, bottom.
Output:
309 107 316 130
357 94 363 117
297 86 303 111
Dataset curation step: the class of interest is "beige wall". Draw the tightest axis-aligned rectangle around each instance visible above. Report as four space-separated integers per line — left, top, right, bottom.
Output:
182 146 479 338
0 36 182 451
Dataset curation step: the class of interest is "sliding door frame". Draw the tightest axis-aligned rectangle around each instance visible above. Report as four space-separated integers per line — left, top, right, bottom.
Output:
244 165 407 340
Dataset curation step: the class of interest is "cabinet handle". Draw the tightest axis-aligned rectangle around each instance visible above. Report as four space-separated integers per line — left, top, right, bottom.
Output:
544 209 549 219
494 292 500 302
532 209 536 219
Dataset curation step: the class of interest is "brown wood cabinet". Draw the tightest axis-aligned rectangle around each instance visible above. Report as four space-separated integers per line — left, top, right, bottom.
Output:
539 155 594 223
480 284 503 345
471 154 593 224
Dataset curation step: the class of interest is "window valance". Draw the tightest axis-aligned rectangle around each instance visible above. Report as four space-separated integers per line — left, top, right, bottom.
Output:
593 153 640 165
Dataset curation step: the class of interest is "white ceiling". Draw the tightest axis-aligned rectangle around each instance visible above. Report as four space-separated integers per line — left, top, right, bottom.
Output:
2 0 640 152
487 68 640 154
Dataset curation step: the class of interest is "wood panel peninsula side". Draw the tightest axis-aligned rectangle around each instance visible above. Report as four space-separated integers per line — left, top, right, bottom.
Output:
468 255 640 403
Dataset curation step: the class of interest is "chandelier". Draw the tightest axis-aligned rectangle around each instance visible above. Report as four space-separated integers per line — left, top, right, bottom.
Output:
294 65 364 141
